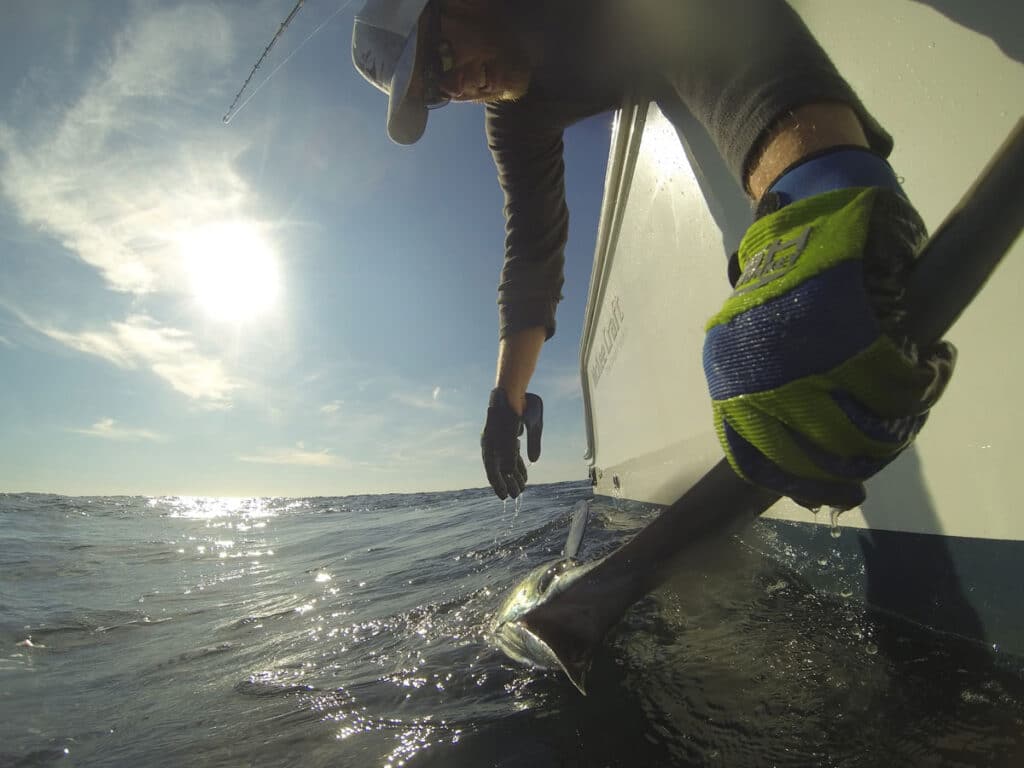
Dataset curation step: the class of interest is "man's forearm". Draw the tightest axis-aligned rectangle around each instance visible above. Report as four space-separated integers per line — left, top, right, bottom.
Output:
495 326 546 416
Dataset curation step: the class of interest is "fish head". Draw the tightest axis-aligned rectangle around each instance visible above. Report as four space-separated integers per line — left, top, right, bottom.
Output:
489 557 598 693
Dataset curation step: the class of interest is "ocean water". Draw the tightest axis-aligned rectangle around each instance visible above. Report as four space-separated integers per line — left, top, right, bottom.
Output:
2 483 1022 767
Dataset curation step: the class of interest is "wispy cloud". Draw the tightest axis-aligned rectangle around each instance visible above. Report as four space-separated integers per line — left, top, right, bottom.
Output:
320 400 343 415
239 444 353 469
0 5 249 298
0 6 271 407
379 421 478 465
0 335 12 348
71 418 166 442
14 309 237 406
538 368 582 401
392 385 446 410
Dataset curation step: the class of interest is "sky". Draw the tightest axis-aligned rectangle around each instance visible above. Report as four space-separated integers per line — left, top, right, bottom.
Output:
0 0 614 497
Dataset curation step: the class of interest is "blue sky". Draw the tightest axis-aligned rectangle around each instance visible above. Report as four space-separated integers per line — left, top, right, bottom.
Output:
0 0 613 497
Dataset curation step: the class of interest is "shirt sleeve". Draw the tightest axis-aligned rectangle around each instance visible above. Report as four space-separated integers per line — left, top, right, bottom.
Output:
486 99 570 341
634 0 893 183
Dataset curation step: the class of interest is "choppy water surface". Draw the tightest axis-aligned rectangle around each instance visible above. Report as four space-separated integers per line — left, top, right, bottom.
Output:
1 484 1022 767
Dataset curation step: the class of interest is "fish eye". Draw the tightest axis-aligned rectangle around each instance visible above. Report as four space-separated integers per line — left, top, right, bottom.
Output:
537 565 560 594
537 561 575 594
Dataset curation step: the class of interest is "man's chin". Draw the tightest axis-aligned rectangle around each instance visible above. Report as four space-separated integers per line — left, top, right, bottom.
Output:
479 88 526 104
489 74 531 103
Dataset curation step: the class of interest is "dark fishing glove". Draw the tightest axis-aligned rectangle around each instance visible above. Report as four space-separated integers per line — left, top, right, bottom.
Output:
481 388 544 500
703 186 955 510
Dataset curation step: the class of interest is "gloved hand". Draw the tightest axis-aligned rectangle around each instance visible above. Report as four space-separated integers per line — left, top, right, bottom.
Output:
481 388 544 499
703 186 956 510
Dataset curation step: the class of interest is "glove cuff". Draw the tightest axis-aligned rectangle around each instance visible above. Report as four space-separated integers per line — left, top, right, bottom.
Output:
729 149 906 288
764 146 905 208
488 387 510 410
487 387 524 435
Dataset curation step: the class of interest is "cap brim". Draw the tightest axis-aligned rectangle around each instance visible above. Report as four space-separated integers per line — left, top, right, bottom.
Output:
386 27 428 145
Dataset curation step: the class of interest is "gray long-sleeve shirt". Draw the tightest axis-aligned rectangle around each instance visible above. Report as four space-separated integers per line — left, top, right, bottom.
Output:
487 0 892 340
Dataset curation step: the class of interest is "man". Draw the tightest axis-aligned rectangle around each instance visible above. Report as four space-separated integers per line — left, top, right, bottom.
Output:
351 0 955 509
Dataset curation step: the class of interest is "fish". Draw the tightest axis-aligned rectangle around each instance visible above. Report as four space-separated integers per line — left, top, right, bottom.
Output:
491 464 780 695
490 500 598 694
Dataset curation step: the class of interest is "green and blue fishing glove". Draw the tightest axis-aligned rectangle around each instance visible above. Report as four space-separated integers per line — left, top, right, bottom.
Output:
703 149 956 510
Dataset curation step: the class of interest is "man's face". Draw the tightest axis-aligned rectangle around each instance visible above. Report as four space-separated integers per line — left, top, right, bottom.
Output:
431 0 533 103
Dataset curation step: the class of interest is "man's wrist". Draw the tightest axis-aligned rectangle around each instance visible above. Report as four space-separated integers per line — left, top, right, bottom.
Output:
493 385 527 416
745 103 870 200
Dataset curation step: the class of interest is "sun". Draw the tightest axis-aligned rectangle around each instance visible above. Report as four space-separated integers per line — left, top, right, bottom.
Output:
180 220 280 323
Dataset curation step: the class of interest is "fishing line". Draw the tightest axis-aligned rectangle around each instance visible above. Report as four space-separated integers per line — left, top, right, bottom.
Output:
223 0 355 124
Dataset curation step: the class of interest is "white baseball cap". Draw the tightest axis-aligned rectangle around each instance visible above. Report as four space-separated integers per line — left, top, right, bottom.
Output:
352 0 435 144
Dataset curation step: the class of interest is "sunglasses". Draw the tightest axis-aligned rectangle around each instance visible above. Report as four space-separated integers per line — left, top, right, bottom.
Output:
421 1 455 108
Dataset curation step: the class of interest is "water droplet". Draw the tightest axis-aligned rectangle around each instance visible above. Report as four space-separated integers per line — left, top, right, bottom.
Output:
809 506 821 517
817 557 828 567
865 642 878 656
829 507 843 539
840 588 853 598
507 493 522 532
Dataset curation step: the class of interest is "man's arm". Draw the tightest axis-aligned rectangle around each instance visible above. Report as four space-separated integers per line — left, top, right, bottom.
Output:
479 98 579 498
480 89 618 496
494 326 546 416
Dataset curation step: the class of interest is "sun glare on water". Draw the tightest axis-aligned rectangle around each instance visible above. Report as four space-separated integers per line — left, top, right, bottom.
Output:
181 221 280 323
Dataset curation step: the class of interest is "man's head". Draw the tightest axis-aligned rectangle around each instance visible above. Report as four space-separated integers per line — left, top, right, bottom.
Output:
352 0 534 144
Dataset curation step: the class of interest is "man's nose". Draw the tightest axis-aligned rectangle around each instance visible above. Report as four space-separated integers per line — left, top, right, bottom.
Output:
441 68 465 99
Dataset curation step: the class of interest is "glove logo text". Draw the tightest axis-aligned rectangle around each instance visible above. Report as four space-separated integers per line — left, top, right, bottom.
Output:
734 226 812 294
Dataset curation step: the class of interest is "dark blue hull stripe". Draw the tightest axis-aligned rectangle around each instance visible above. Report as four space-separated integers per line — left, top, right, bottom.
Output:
750 517 1024 657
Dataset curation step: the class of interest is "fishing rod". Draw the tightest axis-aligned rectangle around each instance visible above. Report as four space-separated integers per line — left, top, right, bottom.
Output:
222 0 354 124
520 116 1024 694
223 0 305 124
